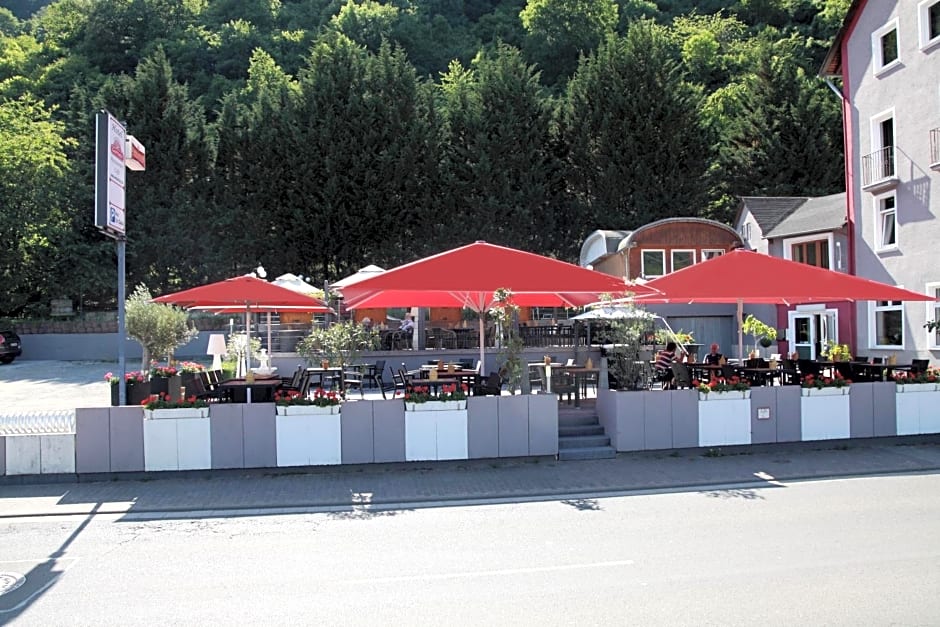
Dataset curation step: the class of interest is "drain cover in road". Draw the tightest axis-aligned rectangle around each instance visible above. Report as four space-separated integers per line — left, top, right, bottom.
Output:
0 572 26 596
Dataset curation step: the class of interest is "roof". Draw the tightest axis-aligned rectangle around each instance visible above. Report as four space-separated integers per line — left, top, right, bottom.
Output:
764 193 847 239
579 229 631 266
736 197 807 232
619 217 742 250
820 0 866 77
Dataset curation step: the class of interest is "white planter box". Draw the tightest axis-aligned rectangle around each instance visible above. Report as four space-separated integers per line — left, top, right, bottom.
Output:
405 408 468 461
143 412 211 471
895 388 940 435
800 394 850 440
801 387 850 397
896 383 938 393
145 407 209 419
698 390 751 401
698 397 751 446
276 404 341 416
405 400 467 412
276 412 342 466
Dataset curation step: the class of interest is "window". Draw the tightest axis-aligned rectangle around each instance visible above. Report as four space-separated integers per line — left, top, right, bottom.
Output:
926 283 940 348
919 0 940 49
671 250 695 273
791 239 830 269
873 19 900 74
877 194 897 250
701 249 724 260
871 300 904 348
641 250 665 278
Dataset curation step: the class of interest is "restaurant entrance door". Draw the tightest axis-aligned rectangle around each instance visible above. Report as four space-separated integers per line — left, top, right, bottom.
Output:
789 307 837 360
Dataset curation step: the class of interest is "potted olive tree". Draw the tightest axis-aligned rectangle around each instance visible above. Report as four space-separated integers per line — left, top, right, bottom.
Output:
297 321 380 370
741 315 777 357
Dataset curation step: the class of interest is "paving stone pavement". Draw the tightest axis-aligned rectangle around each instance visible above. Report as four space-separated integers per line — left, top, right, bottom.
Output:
1 439 938 519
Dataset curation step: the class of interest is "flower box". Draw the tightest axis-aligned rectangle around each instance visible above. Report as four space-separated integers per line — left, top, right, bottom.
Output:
801 386 850 397
698 390 750 401
275 411 342 466
144 407 209 420
276 405 340 416
143 409 211 471
896 383 938 393
404 404 469 460
800 391 850 440
110 381 151 406
405 400 467 411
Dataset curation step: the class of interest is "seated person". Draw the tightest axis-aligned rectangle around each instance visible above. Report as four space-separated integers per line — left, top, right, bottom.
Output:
654 341 677 388
703 343 723 365
361 316 373 331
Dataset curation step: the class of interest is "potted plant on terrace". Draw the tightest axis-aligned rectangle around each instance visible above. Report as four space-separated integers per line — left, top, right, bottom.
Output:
893 368 939 392
105 370 150 406
404 383 468 411
274 388 342 415
693 376 751 400
801 372 851 396
742 315 777 357
149 362 181 400
141 392 209 419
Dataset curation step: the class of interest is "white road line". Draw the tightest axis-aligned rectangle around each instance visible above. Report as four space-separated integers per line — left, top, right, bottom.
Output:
337 559 635 585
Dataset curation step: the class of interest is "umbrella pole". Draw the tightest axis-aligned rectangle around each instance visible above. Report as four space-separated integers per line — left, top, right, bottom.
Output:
479 315 485 375
737 300 744 362
244 306 251 376
267 311 273 356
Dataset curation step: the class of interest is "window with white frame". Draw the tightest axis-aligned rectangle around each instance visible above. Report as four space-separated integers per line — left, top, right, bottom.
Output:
671 249 695 273
876 194 897 250
871 300 904 348
926 283 940 348
641 249 665 277
785 233 832 269
701 249 724 260
873 18 900 73
919 0 940 49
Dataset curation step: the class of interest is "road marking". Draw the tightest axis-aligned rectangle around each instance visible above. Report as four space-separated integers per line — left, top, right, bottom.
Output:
0 558 79 614
337 559 635 585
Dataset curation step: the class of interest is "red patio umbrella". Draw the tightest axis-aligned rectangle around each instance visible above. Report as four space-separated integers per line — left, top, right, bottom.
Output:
340 241 655 371
154 276 332 371
635 249 935 359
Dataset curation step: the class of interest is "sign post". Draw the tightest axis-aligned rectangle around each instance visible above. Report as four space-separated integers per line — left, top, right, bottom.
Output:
95 110 144 405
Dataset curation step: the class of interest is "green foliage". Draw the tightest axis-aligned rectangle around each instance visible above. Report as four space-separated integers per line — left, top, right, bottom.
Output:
489 287 524 393
742 314 777 350
124 284 198 372
297 320 379 367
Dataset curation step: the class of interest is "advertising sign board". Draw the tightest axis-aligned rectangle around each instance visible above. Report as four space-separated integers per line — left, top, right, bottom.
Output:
94 110 127 237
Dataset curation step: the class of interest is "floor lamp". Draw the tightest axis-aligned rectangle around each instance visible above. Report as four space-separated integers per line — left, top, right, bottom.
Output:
207 334 226 371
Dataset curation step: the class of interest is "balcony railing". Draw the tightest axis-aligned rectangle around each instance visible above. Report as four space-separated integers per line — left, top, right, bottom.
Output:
931 128 940 170
861 146 897 190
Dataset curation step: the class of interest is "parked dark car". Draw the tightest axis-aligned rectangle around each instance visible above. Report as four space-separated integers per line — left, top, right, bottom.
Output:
0 330 22 363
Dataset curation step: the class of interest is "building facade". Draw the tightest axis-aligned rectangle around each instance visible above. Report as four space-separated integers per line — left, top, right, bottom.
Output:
822 0 940 362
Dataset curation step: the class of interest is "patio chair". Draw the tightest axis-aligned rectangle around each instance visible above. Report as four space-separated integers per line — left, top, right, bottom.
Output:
473 372 503 396
365 360 387 396
550 369 577 404
780 359 800 385
280 364 305 390
911 359 929 375
342 368 364 399
528 363 544 393
671 363 692 389
797 359 820 378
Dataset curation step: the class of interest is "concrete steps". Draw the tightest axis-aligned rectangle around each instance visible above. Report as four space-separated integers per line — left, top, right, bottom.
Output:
557 409 616 461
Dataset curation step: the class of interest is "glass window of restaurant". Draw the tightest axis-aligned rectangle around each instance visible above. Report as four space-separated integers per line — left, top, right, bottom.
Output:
871 300 904 348
641 250 665 278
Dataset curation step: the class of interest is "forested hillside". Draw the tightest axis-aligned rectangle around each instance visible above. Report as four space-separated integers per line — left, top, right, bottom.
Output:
0 0 850 317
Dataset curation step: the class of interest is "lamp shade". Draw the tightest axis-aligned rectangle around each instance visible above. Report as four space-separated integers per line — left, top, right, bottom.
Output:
207 334 227 371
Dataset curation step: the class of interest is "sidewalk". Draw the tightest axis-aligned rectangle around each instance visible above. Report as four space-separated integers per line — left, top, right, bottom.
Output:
1 439 938 519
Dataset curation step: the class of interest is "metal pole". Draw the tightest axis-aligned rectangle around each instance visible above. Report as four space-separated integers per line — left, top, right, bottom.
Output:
117 236 127 405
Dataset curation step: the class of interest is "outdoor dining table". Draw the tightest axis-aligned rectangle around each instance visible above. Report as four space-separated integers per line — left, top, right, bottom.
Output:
687 363 724 381
305 366 344 390
736 366 781 387
847 362 911 382
217 376 281 404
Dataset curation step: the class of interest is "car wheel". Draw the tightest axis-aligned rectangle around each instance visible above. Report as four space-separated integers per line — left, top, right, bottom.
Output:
0 356 14 364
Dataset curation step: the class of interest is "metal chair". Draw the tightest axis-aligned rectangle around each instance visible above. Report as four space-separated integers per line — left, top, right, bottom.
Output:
911 359 929 375
671 363 692 389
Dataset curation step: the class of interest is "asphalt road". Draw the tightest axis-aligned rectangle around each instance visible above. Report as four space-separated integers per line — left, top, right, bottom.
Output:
0 360 115 412
2 472 938 625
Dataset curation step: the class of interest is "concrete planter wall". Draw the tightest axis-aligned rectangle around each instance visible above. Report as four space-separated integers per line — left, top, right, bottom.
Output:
895 386 940 436
698 396 751 446
275 410 342 466
143 409 211 471
405 405 469 461
800 393 850 441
